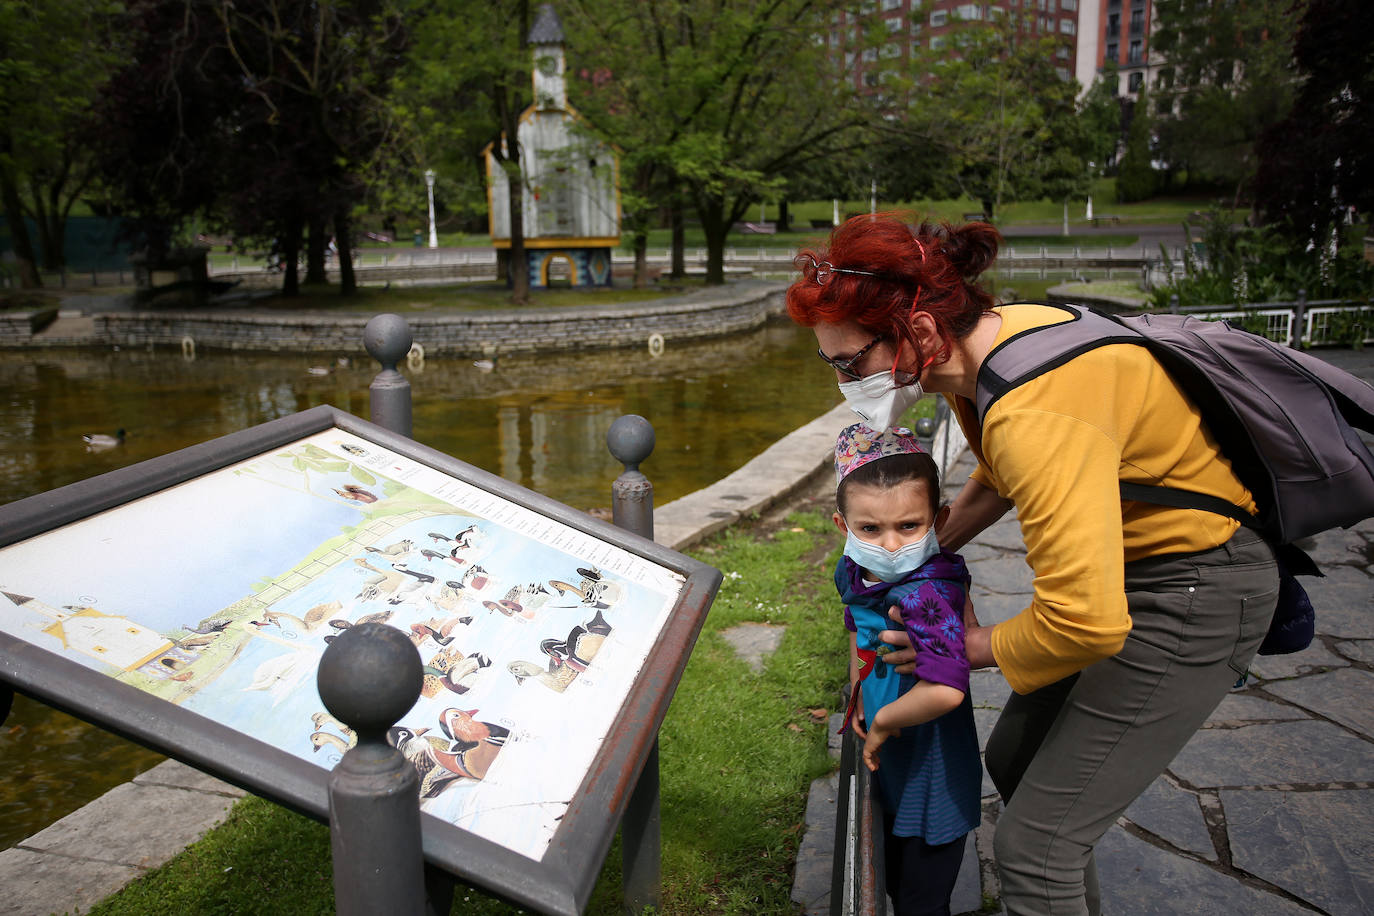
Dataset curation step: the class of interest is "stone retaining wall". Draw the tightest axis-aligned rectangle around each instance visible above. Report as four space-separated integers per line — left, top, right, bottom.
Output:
4 283 788 357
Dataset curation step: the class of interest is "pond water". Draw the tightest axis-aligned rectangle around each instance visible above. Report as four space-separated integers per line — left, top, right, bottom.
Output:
0 317 842 849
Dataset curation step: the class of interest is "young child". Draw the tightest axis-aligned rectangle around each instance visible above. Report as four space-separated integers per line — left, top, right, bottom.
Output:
832 422 982 916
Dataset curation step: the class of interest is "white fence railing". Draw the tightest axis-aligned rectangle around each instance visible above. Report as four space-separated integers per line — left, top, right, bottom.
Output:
1177 300 1374 348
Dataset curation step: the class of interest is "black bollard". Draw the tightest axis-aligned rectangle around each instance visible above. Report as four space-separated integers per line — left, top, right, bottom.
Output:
365 313 414 438
607 415 661 914
317 622 426 916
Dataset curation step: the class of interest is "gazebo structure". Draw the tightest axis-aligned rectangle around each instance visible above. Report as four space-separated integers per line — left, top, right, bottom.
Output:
484 4 621 288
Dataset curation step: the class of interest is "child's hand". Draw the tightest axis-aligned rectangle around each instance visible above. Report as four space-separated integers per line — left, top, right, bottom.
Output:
849 692 868 740
862 718 897 772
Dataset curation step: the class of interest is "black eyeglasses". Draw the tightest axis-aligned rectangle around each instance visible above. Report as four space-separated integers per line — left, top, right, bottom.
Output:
818 333 885 381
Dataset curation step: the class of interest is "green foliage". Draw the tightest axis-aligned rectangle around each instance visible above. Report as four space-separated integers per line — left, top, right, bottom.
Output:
0 0 122 280
561 0 870 284
1152 0 1300 197
1253 0 1374 252
1115 93 1157 203
884 9 1086 220
1151 206 1374 310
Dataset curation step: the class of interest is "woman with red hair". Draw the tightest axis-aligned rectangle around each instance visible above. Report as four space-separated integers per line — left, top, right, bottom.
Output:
789 214 1279 915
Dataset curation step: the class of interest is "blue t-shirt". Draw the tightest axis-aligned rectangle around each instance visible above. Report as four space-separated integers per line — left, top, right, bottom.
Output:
837 550 983 842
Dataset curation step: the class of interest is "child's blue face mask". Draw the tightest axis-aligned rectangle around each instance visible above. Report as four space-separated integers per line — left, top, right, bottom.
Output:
843 527 940 582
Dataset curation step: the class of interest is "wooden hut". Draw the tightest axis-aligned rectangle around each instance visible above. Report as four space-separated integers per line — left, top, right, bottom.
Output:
484 4 620 288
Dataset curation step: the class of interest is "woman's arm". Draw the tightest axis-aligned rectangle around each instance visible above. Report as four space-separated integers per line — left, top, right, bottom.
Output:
938 476 1013 551
862 682 964 772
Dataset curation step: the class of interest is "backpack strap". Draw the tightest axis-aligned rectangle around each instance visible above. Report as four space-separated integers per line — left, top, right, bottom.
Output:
976 303 1143 422
1118 481 1258 528
977 302 1267 532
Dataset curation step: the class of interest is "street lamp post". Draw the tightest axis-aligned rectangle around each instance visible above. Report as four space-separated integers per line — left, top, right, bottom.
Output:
424 169 438 250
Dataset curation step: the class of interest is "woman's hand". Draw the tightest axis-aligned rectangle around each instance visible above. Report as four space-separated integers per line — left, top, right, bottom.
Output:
880 603 996 671
878 620 918 674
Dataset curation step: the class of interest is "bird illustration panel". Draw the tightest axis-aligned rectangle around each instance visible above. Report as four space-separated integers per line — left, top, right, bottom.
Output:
0 427 688 863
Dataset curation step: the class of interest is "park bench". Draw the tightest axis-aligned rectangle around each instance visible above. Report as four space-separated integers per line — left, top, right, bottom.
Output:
733 221 777 235
962 211 989 222
1090 214 1122 226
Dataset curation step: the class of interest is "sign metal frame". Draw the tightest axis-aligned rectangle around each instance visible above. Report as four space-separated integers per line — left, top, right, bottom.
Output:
0 405 720 915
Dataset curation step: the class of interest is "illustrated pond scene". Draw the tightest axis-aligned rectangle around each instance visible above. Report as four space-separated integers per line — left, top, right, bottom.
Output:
0 428 688 861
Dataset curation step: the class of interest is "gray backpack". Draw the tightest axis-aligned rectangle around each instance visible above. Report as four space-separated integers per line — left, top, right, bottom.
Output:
976 302 1374 654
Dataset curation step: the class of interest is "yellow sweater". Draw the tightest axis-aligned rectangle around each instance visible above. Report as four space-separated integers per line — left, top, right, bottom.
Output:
952 304 1256 694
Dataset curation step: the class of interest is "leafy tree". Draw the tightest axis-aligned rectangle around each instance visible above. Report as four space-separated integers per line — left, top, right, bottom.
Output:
92 0 409 297
888 8 1082 220
0 0 121 287
1253 0 1374 250
403 0 534 302
563 0 872 285
1078 67 1125 174
1115 91 1157 203
1152 0 1301 204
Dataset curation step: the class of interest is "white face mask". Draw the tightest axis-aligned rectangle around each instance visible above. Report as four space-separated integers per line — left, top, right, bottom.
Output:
838 370 924 431
843 527 940 582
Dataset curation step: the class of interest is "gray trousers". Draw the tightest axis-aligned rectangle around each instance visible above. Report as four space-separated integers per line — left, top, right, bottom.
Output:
985 528 1278 915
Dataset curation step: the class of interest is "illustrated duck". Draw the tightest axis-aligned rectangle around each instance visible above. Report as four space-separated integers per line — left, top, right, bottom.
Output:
328 608 395 632
550 567 623 610
509 610 612 693
409 614 473 646
421 648 491 696
386 726 461 798
446 564 491 594
309 730 357 754
485 582 553 620
183 618 231 635
260 600 340 634
354 557 407 601
364 539 415 559
334 484 378 504
82 428 126 451
432 708 511 781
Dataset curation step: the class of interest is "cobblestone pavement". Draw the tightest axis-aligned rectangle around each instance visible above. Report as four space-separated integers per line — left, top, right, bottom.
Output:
795 347 1374 916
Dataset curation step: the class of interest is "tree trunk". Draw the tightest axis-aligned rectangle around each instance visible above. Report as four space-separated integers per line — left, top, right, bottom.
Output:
777 200 791 234
282 214 302 297
507 167 529 304
700 199 728 286
670 201 685 279
632 227 648 289
336 210 356 296
305 215 327 284
0 168 41 288
981 198 994 221
28 183 60 271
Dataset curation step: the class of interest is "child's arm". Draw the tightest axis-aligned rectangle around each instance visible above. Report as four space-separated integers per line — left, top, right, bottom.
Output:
963 591 980 630
862 681 964 772
847 631 867 739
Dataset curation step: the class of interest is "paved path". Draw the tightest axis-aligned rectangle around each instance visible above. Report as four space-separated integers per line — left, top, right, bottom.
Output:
793 346 1374 916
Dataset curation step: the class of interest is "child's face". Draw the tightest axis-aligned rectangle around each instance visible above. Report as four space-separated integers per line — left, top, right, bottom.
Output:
832 479 937 552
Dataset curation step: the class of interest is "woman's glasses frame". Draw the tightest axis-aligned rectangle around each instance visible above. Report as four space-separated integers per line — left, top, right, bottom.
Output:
817 333 885 381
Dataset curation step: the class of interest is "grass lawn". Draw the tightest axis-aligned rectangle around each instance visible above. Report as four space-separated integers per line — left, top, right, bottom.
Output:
88 495 850 916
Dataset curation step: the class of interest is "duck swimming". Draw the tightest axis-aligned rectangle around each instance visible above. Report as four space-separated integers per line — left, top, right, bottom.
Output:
82 428 126 451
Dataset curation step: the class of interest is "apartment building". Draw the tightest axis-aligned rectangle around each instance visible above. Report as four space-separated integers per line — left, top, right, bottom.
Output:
833 0 1156 100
